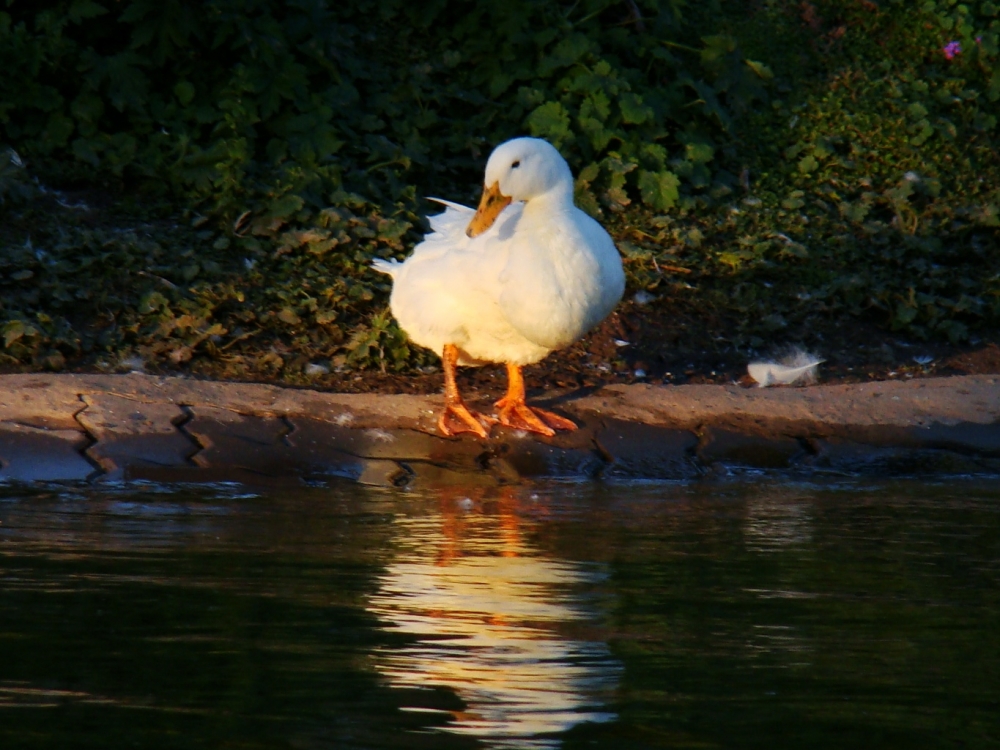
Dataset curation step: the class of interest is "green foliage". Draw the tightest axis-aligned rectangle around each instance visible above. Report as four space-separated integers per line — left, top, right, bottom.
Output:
714 0 1000 344
0 0 762 373
0 0 755 217
604 0 1000 352
0 0 998 378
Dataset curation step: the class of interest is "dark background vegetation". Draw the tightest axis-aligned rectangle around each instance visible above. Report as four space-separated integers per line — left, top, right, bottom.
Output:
0 0 998 387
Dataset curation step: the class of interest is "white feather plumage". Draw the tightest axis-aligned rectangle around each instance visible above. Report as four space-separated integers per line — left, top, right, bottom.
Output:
372 138 625 366
748 349 824 387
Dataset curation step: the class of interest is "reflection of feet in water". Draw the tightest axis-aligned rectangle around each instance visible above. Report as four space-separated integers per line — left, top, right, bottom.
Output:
368 487 621 748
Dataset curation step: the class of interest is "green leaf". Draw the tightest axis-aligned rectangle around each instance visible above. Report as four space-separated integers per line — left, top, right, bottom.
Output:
68 0 108 23
539 34 592 75
586 90 611 121
3 320 24 348
798 154 818 174
978 204 1000 227
745 59 774 79
910 121 934 146
46 114 75 149
526 102 571 144
619 93 652 125
580 116 613 151
576 162 600 187
782 190 805 209
174 81 195 106
717 251 748 270
840 201 871 223
700 34 737 66
638 169 680 210
685 142 715 164
895 304 918 326
2 320 36 348
784 142 807 160
267 194 306 220
278 308 301 326
71 94 104 128
139 292 169 315
938 319 969 343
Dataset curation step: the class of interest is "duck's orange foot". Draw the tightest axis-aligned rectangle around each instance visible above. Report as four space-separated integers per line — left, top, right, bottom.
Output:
495 397 578 437
438 402 497 439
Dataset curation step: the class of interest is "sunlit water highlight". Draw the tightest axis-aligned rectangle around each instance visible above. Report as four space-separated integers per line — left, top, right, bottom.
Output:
369 489 621 747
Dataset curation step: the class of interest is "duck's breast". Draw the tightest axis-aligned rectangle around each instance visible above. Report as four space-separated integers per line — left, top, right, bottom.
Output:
497 208 624 351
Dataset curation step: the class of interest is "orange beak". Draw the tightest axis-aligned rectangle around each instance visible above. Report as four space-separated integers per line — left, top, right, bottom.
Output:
466 181 512 238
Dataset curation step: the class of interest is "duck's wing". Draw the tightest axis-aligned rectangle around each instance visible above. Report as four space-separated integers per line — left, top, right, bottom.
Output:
424 197 473 237
372 200 471 277
372 200 522 277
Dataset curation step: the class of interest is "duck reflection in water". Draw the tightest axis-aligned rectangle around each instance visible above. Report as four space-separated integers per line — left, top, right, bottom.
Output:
368 487 621 749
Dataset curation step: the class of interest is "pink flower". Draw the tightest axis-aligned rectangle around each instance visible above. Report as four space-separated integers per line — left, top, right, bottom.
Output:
943 40 962 59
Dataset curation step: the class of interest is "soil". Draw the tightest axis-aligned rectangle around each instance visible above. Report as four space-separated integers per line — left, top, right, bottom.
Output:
205 298 1000 401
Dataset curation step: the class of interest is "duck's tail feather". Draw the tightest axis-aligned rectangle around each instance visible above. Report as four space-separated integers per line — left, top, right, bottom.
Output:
371 258 400 277
425 197 476 239
426 197 473 213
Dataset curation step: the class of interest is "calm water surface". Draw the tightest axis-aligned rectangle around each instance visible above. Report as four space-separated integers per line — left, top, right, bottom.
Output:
0 478 998 748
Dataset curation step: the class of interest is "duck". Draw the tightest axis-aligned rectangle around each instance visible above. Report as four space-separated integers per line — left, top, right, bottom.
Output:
372 137 625 439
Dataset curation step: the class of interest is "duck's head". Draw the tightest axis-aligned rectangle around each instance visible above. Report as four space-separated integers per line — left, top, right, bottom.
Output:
466 137 574 238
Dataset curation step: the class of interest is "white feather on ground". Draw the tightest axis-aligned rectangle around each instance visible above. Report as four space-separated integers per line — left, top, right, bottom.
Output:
747 348 824 388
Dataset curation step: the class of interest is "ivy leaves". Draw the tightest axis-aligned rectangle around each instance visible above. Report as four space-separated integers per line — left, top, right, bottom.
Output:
526 102 571 146
1 0 760 222
3 0 998 379
638 169 681 211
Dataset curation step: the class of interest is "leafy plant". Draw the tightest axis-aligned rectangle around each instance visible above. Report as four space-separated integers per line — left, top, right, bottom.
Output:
0 0 998 378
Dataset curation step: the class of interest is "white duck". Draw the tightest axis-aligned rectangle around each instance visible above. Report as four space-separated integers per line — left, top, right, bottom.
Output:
373 137 625 438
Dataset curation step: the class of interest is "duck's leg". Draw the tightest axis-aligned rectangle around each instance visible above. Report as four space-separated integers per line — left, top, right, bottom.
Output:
438 344 496 439
495 363 578 436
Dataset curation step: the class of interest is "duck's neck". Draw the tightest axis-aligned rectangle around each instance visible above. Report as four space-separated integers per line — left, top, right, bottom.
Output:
522 182 575 220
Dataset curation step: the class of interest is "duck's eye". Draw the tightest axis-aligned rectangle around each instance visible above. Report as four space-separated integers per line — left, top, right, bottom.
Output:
511 160 521 169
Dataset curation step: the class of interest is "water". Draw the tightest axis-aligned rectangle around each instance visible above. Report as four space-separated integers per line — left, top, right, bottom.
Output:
0 478 998 748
